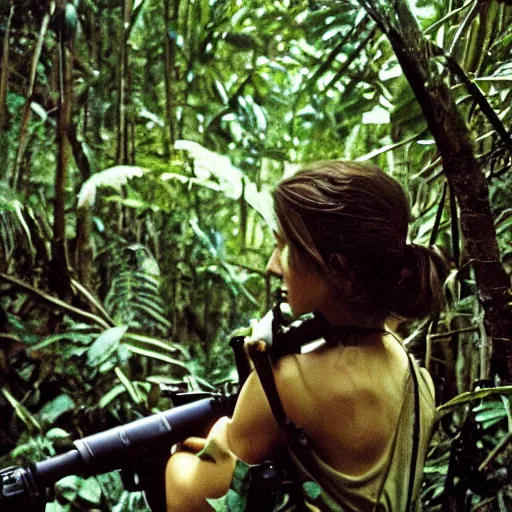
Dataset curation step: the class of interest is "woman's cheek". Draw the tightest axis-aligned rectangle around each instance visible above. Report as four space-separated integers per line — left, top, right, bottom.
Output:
281 245 291 275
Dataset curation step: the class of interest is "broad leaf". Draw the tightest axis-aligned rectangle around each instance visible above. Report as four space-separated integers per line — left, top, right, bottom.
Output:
38 394 76 426
87 325 128 367
77 477 102 505
174 140 277 231
77 166 151 208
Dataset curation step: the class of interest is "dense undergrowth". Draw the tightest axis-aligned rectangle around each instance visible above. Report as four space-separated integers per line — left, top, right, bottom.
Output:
1 0 511 510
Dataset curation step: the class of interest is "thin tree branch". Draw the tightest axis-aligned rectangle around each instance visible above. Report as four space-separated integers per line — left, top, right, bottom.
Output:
431 43 512 146
325 26 377 91
11 1 56 189
430 326 479 340
0 273 110 329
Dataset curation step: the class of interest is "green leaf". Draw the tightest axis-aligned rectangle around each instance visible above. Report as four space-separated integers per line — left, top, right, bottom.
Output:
190 218 218 258
174 140 277 231
99 384 127 409
45 501 71 512
423 463 449 475
122 332 189 358
473 399 503 412
78 477 102 505
98 344 131 375
437 386 512 413
46 428 71 441
87 326 128 367
77 166 151 208
2 387 41 433
114 367 142 405
303 481 323 500
55 475 80 503
474 75 512 84
474 408 506 423
29 332 93 351
38 394 75 426
132 302 171 328
482 417 504 430
133 295 166 315
124 344 190 371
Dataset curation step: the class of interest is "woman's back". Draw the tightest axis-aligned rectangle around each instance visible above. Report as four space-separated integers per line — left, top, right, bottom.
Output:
274 333 435 510
275 333 410 476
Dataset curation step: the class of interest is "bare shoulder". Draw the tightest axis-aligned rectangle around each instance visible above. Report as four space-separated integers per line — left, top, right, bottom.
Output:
227 370 284 463
272 337 410 474
273 353 302 385
273 353 313 417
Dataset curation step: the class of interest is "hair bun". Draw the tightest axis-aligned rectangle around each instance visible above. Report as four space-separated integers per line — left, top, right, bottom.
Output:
390 244 446 319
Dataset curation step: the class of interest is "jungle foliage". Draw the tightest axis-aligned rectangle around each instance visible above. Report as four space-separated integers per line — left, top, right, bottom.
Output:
0 0 511 510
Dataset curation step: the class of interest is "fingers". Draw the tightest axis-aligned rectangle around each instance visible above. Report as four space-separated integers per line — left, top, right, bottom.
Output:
181 436 207 453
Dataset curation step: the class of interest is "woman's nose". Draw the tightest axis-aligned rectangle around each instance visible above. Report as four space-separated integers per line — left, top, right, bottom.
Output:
266 248 283 277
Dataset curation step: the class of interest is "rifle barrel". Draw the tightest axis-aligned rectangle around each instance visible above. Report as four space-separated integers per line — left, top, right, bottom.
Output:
34 397 221 487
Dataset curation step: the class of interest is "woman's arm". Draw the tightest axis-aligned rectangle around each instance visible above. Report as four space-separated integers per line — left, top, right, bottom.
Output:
165 370 285 511
227 370 285 462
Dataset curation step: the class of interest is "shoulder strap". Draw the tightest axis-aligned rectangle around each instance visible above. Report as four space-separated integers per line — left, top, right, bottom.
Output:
405 352 420 512
245 340 312 458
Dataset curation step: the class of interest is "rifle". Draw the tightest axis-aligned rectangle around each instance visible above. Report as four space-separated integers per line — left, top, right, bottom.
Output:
0 291 329 512
0 394 234 512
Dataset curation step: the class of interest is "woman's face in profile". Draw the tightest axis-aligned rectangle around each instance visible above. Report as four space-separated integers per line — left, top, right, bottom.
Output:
266 233 331 317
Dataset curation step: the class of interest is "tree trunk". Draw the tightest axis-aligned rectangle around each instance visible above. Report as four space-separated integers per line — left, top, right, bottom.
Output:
0 3 14 173
358 0 512 380
68 120 94 289
51 1 73 299
11 1 55 190
116 0 132 165
163 0 178 157
75 204 93 289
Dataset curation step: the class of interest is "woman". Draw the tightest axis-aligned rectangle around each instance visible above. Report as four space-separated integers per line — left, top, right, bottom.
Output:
165 161 441 511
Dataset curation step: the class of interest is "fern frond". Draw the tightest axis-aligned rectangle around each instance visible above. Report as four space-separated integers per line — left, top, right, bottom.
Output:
104 246 170 335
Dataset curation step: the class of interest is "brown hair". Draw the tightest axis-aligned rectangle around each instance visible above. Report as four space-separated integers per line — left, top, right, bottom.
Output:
273 160 443 320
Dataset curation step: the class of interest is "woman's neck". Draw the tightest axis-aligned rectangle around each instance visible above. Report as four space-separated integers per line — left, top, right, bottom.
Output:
319 302 385 332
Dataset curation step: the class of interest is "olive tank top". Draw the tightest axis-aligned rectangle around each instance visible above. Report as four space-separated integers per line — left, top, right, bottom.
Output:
287 354 436 511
